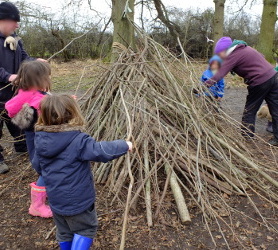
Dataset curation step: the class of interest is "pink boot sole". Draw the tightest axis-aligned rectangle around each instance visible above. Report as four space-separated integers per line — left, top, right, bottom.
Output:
29 206 53 218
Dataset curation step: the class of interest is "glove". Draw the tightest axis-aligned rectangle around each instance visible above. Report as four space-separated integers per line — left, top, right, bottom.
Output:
4 36 19 51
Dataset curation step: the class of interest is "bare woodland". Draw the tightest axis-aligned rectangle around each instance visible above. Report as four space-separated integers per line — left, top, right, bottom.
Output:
1 0 278 249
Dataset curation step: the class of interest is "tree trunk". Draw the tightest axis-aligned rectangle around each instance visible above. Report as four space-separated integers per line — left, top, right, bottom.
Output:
51 29 71 62
213 0 225 44
257 0 277 63
111 0 135 49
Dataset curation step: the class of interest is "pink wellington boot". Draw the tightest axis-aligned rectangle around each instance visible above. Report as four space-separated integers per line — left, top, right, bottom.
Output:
28 182 53 218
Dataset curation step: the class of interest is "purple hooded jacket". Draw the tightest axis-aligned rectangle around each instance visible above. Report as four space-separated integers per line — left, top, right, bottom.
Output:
206 44 276 87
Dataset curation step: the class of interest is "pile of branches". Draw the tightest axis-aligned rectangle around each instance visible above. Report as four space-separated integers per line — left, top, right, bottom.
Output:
80 27 278 248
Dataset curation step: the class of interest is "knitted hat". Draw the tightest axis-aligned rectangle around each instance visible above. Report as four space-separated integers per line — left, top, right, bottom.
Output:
214 37 232 54
0 2 20 22
209 55 223 65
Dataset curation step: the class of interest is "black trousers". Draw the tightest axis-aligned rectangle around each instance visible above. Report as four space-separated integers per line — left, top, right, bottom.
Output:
242 73 278 139
53 204 98 242
0 110 27 161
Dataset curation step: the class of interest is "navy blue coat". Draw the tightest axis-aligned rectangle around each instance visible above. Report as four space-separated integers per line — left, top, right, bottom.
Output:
0 33 32 108
32 128 129 216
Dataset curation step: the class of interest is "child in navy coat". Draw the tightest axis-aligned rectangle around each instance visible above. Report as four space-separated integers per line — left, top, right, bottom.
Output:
201 55 225 101
32 94 132 250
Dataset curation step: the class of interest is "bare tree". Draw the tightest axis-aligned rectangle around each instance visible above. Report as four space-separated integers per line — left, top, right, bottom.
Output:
257 0 277 63
213 0 226 43
111 0 135 48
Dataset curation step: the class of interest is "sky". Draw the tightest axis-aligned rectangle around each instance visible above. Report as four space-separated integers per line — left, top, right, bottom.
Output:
29 0 264 17
24 0 264 33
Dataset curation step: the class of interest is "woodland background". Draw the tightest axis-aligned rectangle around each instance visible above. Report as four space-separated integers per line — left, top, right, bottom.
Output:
13 0 278 62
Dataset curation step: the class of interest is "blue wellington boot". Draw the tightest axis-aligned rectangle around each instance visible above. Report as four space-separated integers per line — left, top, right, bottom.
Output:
71 234 93 250
59 241 72 250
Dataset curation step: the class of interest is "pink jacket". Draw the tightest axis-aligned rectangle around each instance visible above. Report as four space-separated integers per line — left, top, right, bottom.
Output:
5 89 46 118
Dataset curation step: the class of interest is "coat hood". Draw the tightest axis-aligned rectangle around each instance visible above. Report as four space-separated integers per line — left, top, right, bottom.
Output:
229 39 247 48
209 55 222 65
34 124 84 158
208 55 222 70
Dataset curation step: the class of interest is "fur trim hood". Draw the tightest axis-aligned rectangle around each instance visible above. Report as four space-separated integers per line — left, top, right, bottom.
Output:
35 124 85 133
11 104 35 130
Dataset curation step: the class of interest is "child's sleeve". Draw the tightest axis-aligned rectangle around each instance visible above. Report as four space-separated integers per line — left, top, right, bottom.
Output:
5 90 33 118
5 94 25 118
32 152 42 175
201 72 207 83
78 134 129 163
217 79 225 98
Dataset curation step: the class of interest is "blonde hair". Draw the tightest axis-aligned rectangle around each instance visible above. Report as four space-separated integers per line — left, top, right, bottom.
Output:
37 94 85 126
13 60 51 92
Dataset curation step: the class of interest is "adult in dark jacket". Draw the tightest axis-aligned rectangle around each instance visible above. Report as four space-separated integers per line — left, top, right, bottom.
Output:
205 37 278 146
0 2 47 173
32 94 133 250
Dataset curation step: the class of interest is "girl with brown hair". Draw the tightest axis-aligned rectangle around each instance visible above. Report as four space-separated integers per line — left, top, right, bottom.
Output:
5 60 52 218
32 94 132 250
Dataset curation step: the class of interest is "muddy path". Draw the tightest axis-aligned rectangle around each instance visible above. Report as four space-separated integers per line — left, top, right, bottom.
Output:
222 87 271 138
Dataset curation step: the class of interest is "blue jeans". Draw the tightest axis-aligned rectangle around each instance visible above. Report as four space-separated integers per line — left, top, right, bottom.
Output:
37 175 45 186
25 131 35 161
25 131 45 187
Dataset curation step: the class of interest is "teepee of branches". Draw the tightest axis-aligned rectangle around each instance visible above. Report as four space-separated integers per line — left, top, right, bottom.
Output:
80 25 278 248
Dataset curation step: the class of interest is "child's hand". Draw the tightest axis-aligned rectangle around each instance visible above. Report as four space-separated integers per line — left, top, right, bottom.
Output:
126 141 133 152
9 74 17 82
72 95 77 100
37 58 48 63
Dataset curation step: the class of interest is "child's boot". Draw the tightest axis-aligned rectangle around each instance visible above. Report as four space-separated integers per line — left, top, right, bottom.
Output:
266 121 273 133
71 234 93 250
59 241 72 250
28 182 53 218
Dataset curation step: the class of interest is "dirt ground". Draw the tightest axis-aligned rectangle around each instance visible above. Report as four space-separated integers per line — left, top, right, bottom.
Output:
0 61 278 250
